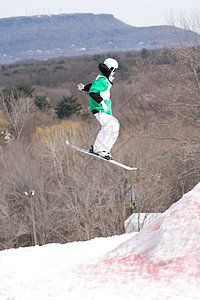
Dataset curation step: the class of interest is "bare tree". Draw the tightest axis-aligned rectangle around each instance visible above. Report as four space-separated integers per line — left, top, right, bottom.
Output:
169 11 200 93
0 93 36 139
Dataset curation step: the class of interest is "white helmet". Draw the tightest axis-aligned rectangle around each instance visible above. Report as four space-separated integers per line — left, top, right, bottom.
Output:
104 58 118 71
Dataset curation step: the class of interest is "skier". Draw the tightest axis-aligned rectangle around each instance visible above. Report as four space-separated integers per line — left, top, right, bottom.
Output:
77 58 120 160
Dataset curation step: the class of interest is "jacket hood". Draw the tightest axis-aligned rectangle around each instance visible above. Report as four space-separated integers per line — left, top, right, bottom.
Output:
98 63 112 78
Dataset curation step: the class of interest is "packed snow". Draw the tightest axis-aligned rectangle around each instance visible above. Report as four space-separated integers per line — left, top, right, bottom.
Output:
1 183 200 299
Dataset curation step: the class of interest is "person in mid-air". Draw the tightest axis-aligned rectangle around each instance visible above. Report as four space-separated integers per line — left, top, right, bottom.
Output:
77 58 120 160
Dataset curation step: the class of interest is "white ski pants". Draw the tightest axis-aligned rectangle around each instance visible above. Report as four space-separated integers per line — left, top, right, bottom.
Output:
93 112 120 153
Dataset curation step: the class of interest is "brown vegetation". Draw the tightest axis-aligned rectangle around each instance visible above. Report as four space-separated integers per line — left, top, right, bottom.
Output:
0 19 200 249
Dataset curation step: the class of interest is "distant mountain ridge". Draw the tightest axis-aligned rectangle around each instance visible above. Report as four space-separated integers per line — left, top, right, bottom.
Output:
0 13 192 64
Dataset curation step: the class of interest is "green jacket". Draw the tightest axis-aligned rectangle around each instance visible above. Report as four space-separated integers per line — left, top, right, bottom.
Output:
89 73 112 115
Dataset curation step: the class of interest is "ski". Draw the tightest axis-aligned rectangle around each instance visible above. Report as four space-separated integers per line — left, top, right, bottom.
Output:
66 140 137 171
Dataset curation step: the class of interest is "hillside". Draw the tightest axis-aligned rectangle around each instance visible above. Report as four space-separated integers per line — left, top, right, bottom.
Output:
0 39 200 251
0 13 183 64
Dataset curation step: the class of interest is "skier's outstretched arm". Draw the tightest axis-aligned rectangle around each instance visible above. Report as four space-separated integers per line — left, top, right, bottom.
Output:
77 83 92 91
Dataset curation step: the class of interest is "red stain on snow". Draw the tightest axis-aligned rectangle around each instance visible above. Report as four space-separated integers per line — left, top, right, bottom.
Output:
92 252 196 283
194 201 200 220
88 185 200 284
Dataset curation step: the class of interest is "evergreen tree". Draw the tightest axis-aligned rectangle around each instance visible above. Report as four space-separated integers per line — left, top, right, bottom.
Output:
34 95 51 110
141 48 150 60
55 95 82 119
15 82 34 98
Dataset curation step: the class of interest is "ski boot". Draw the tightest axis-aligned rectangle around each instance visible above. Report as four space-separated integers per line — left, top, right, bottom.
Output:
89 145 113 160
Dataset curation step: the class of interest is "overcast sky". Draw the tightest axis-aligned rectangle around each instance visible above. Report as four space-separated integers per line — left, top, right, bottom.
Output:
0 0 199 27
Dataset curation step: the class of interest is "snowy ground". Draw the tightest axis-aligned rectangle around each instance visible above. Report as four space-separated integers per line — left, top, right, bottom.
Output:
1 183 200 299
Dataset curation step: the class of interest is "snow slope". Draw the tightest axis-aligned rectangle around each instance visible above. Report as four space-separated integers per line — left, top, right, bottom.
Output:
1 183 200 299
